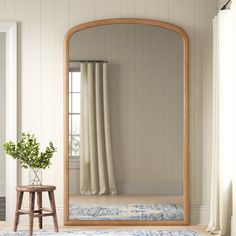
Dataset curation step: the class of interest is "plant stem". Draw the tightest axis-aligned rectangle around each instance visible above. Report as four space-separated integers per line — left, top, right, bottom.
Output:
32 169 42 186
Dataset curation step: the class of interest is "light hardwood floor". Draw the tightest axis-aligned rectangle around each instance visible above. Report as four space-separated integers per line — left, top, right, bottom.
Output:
1 195 210 235
0 195 211 236
0 223 211 236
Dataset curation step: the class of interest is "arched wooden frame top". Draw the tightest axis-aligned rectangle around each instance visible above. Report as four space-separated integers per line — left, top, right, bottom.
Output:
64 18 189 226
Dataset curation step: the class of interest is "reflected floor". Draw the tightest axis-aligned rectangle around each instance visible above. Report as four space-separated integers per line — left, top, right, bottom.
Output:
69 195 183 221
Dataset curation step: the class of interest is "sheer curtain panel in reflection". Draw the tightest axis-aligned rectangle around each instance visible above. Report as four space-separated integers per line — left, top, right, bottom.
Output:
80 62 117 195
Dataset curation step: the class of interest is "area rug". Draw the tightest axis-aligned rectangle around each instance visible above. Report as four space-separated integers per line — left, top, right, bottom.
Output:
69 203 184 221
0 197 5 221
0 230 198 236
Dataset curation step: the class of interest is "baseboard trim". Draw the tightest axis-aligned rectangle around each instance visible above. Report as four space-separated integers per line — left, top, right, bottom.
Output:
190 205 210 225
0 183 5 196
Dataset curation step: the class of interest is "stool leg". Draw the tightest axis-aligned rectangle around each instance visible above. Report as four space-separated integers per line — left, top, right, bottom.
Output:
37 192 43 229
13 191 24 232
48 191 59 232
29 192 35 236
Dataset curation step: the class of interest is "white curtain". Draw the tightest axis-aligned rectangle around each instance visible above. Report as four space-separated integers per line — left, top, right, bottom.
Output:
207 9 234 236
80 62 117 195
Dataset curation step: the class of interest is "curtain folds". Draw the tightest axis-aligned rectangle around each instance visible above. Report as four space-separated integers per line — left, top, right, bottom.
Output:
80 62 117 195
207 10 234 236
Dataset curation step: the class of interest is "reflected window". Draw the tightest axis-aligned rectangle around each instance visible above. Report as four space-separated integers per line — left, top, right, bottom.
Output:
69 70 80 160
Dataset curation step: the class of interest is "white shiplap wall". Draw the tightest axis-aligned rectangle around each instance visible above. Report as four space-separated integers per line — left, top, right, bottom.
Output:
0 33 6 196
0 0 217 225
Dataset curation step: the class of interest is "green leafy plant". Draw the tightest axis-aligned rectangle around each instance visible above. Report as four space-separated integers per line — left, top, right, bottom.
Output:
2 133 56 170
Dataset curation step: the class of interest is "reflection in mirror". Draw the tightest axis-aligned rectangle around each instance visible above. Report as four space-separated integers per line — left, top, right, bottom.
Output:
66 22 188 223
0 32 6 221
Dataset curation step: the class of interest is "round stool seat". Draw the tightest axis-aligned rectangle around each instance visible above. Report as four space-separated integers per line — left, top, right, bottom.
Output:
16 185 56 192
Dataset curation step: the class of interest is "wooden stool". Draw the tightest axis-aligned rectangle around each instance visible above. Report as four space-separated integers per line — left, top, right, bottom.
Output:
14 185 59 236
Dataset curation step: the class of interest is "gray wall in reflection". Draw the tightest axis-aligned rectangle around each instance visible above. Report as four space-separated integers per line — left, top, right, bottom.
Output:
69 24 183 195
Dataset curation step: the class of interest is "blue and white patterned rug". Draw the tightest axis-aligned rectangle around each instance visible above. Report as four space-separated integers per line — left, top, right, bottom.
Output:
0 230 198 236
69 204 183 221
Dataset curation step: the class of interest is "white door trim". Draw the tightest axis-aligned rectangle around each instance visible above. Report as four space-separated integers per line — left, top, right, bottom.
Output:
0 21 18 223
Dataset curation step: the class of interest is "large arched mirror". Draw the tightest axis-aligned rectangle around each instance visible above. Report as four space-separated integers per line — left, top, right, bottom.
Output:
64 18 189 226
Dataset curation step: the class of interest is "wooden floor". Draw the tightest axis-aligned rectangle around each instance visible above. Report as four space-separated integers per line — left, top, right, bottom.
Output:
0 195 210 235
0 223 211 236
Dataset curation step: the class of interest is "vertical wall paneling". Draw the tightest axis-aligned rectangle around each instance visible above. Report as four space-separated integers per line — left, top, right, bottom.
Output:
40 1 58 211
120 0 135 17
5 0 15 20
28 0 41 138
156 0 169 22
15 0 30 190
0 0 217 224
0 33 6 196
81 0 96 22
135 0 147 18
144 0 158 19
54 0 69 213
68 0 83 27
94 0 111 19
194 0 207 208
108 0 121 18
202 0 217 207
0 0 6 21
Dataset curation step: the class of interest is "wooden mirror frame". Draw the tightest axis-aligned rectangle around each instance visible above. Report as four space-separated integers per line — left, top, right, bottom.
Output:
64 18 189 226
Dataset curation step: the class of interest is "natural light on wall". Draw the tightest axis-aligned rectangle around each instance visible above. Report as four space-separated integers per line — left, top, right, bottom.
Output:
219 11 233 186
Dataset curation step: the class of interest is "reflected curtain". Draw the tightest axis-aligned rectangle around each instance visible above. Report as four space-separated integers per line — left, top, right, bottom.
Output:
80 62 117 195
207 10 234 236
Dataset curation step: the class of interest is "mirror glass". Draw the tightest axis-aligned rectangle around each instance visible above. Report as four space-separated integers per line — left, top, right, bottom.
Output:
0 32 6 221
68 24 184 221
